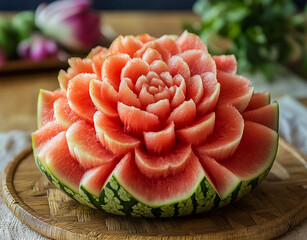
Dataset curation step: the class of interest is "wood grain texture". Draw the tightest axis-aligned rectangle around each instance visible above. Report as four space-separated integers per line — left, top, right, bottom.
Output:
1 139 307 240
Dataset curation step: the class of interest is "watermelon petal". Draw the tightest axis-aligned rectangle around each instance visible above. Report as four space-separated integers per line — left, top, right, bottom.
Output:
142 48 163 64
80 161 118 198
176 30 208 53
121 58 150 84
32 120 63 155
37 89 65 128
177 112 215 145
94 111 141 156
186 74 204 104
243 102 279 131
92 51 108 80
66 120 116 169
54 97 80 129
134 41 171 62
156 35 180 56
135 144 192 178
146 99 171 121
67 73 98 123
180 50 216 76
118 102 161 134
198 154 240 199
101 53 130 91
109 35 143 58
168 55 190 82
44 132 85 192
217 71 253 112
197 73 220 116
89 79 119 118
144 122 175 154
114 150 205 206
119 78 141 108
196 105 244 160
149 60 170 75
221 121 279 180
167 99 196 129
213 55 237 74
245 92 271 111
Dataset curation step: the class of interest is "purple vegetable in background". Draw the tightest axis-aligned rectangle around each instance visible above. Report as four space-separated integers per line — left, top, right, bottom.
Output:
35 0 101 51
18 33 59 60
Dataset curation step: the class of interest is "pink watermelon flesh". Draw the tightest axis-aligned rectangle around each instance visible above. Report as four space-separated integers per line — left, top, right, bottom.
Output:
185 75 204 104
119 78 142 108
196 105 244 160
109 35 143 58
245 92 271 111
134 41 171 63
54 97 80 130
114 151 205 206
91 52 108 80
176 30 208 53
32 120 63 153
67 73 98 123
146 99 171 121
90 79 119 118
243 102 279 131
136 34 156 44
37 89 65 128
44 131 85 192
144 122 175 154
94 111 141 156
217 71 253 112
198 154 240 199
197 73 220 117
213 55 237 74
176 112 215 145
142 48 163 64
221 121 278 180
66 120 117 169
121 58 150 83
135 144 193 178
58 58 94 91
168 55 190 81
118 102 161 134
166 100 196 129
101 53 131 91
156 35 180 56
81 161 118 197
179 50 216 76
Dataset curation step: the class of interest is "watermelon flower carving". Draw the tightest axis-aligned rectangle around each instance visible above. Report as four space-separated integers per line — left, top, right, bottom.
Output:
32 31 279 217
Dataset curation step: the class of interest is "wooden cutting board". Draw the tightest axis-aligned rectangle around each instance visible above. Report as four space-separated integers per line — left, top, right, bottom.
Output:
1 139 307 240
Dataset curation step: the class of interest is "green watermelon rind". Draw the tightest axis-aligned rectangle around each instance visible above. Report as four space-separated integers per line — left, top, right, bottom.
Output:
33 132 278 218
35 154 273 218
34 156 96 209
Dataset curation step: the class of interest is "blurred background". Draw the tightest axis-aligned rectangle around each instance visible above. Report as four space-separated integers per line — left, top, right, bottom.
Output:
2 0 198 10
0 0 306 10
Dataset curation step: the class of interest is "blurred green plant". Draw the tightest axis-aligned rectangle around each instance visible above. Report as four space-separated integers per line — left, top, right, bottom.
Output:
183 0 307 81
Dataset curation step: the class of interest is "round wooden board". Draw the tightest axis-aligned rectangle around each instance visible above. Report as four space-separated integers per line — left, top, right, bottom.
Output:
1 139 307 240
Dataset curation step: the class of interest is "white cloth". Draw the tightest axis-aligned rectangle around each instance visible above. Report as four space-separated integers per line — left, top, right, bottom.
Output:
0 131 48 240
0 95 306 239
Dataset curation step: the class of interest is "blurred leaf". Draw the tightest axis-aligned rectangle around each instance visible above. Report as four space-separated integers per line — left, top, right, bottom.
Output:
0 18 18 57
12 11 36 42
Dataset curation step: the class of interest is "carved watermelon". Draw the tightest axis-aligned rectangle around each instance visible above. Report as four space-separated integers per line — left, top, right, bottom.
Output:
32 31 279 217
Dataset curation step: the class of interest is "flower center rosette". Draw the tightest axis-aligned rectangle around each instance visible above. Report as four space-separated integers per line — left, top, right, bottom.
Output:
32 31 279 217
